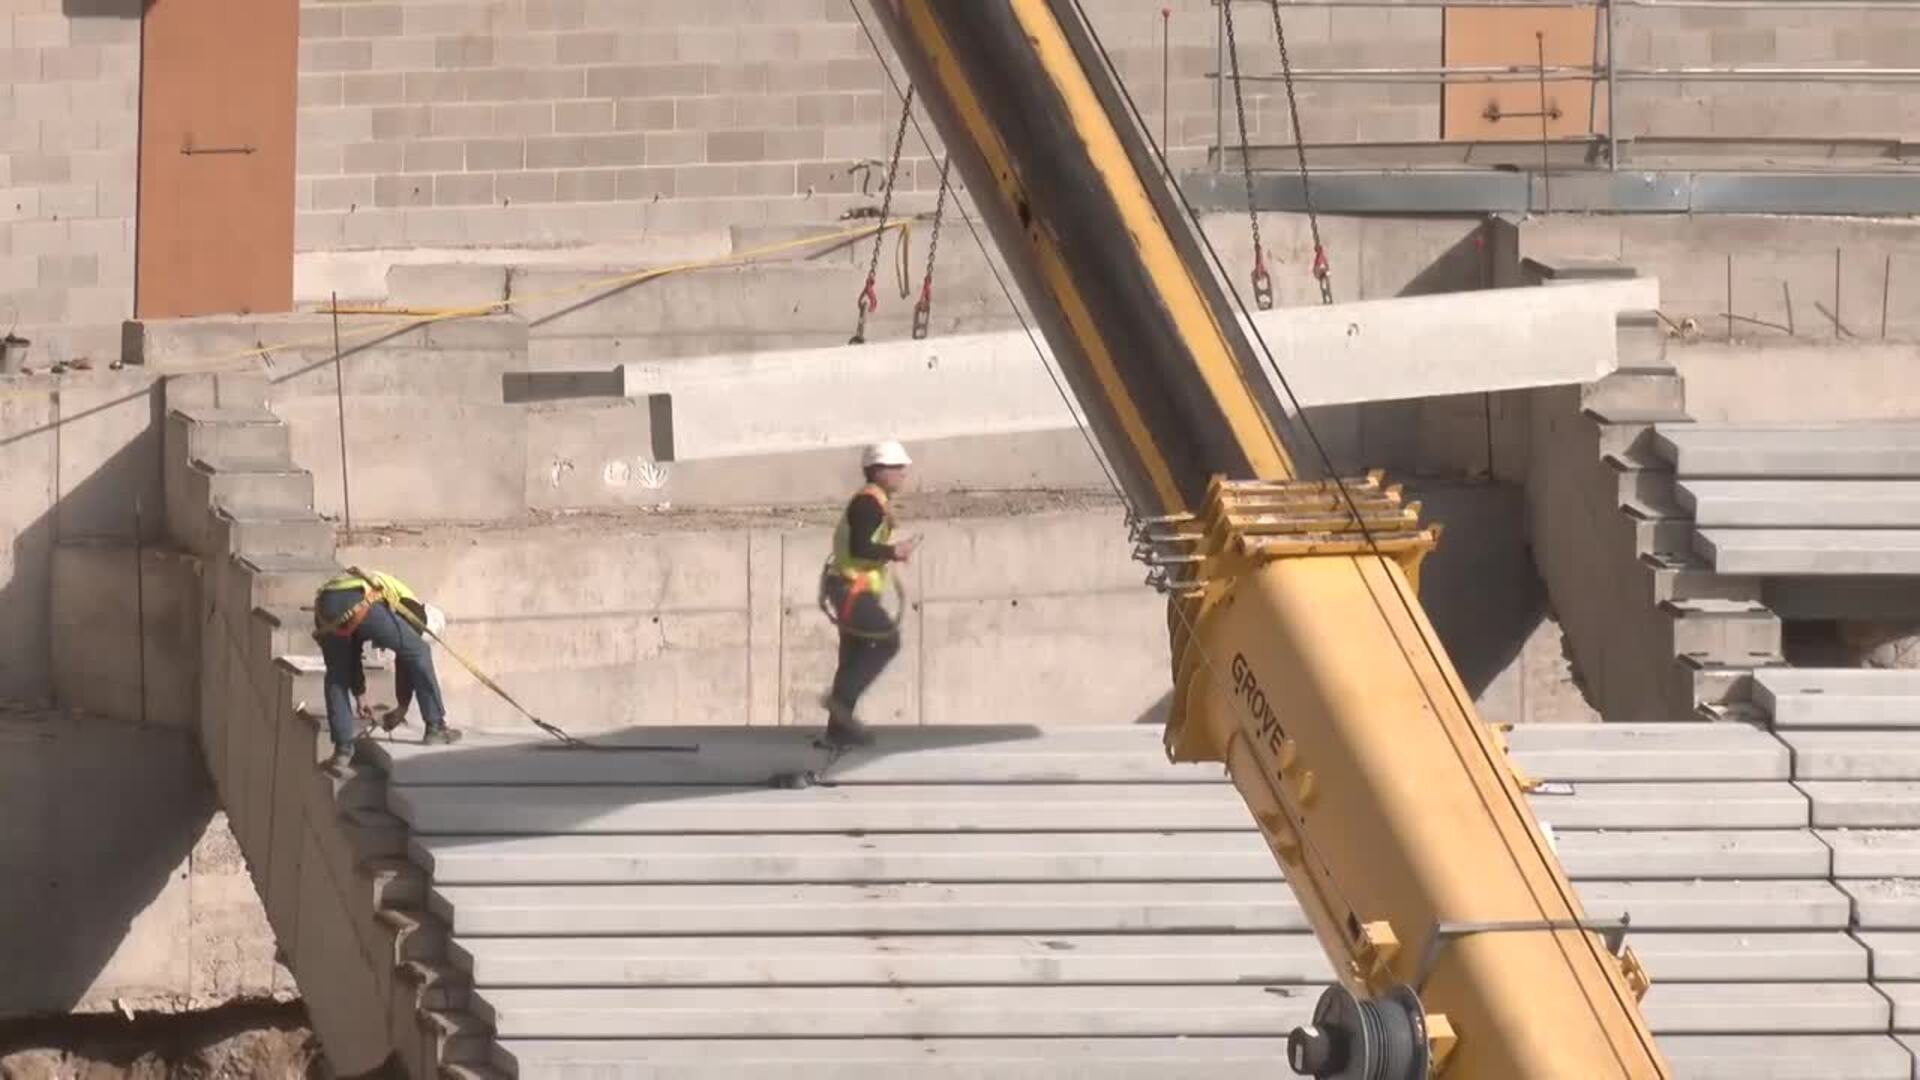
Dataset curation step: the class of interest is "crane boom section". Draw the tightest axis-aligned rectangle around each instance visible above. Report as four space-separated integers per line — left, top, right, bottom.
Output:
866 2 1669 1076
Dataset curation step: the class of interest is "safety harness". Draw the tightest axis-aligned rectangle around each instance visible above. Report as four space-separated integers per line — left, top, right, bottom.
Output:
314 570 416 639
819 484 903 637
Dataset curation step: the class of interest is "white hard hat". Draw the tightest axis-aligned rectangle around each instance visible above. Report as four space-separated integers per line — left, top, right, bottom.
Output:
862 440 913 469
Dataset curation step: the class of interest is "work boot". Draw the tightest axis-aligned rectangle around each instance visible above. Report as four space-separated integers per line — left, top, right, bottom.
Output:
819 697 874 749
323 746 354 776
422 725 463 746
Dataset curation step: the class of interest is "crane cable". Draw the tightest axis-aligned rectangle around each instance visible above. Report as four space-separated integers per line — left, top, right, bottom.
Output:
912 155 954 340
1266 0 1335 305
851 85 917 345
1220 0 1273 310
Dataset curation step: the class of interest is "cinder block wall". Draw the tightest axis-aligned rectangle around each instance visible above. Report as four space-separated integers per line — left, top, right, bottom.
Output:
1 0 141 369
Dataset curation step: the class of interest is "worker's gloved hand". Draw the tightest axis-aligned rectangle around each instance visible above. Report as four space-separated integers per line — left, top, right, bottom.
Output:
894 535 921 562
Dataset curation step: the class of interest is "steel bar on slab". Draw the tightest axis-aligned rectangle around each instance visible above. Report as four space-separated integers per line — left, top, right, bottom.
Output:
1211 66 1920 84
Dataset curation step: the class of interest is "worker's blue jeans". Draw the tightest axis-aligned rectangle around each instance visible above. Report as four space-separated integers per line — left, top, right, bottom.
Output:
317 593 447 749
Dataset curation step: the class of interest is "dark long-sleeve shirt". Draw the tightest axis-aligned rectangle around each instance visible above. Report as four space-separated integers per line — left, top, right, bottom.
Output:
844 490 897 562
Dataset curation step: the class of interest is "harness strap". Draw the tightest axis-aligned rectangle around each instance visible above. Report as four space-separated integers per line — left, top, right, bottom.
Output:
316 587 384 638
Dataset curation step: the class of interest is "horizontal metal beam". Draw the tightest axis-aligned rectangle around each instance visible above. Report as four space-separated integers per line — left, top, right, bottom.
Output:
1218 0 1917 9
1212 67 1920 85
1180 167 1920 216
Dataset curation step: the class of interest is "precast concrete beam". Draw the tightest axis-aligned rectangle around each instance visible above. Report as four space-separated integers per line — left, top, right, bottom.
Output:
1782 733 1920 780
1678 479 1920 528
1656 424 1920 479
1697 528 1920 576
1758 669 1920 729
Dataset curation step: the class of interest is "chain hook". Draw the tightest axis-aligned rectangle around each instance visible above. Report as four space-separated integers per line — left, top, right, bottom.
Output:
1252 247 1275 311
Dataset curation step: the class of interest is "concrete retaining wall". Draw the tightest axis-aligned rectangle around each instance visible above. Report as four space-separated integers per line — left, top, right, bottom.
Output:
337 483 1595 736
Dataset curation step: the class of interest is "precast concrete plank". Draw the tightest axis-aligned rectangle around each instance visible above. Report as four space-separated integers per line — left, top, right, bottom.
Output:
1640 982 1888 1034
1854 933 1920 978
391 783 1254 836
1573 880 1851 930
1550 830 1829 881
491 1035 1915 1080
472 984 1312 1039
1655 425 1920 479
1757 669 1920 730
1800 781 1920 827
410 828 1827 886
374 725 1223 787
1502 723 1788 781
1878 982 1920 1031
1660 1035 1914 1080
495 1037 1296 1079
1758 668 1920 698
450 931 1859 990
1784 732 1920 779
1697 529 1920 576
431 880 1851 937
1528 781 1808 830
1841 880 1920 929
453 933 1337 988
413 831 1279 885
430 882 1311 937
1676 479 1920 528
1821 829 1920 878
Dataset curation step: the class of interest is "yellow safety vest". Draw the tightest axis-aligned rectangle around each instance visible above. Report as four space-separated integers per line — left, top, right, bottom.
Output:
315 569 422 637
830 484 894 596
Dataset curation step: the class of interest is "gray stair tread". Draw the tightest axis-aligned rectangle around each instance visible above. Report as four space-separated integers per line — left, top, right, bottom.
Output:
1819 829 1920 877
391 780 1808 835
170 405 279 425
1856 934 1920 978
467 982 1881 1039
1656 424 1920 479
236 552 339 574
1759 668 1920 697
429 880 1850 937
1678 479 1920 527
1501 723 1788 780
372 723 1788 787
413 828 1827 886
1665 598 1774 616
1798 781 1920 827
192 451 299 473
1584 404 1692 425
214 501 327 525
1696 528 1920 575
1783 732 1920 779
452 931 1860 989
1840 880 1920 929
492 1035 1914 1079
1876 981 1920 1031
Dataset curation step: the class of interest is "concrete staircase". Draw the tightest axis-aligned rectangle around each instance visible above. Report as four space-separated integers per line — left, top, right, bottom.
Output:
162 372 498 1078
1529 309 1782 724
349 722 1908 1079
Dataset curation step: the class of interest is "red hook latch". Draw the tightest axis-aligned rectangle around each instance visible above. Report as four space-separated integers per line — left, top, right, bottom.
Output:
1311 245 1331 282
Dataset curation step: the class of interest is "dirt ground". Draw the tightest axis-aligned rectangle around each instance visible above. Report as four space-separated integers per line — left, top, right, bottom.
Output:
0 1003 321 1080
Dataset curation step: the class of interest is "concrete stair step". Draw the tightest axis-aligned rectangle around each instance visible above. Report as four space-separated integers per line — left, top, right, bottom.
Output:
1583 369 1685 418
174 407 290 464
1781 732 1920 779
411 827 1824 886
1799 781 1920 827
236 552 340 610
1841 880 1920 929
1854 933 1920 977
425 1008 494 1066
490 1035 1914 1080
1757 668 1920 729
465 982 1881 1040
212 502 334 558
1502 722 1787 781
428 879 1849 937
201 465 314 519
1655 424 1920 479
1644 558 1764 605
391 780 1807 836
1696 527 1920 576
1818 830 1920 878
1678 479 1920 528
1883 983 1920 1032
1663 600 1783 666
450 930 1858 990
1675 656 1770 713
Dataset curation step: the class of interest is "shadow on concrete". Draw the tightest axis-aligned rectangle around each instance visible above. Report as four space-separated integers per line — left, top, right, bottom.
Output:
1408 481 1547 700
0 379 206 1019
361 722 1063 851
1397 226 1495 299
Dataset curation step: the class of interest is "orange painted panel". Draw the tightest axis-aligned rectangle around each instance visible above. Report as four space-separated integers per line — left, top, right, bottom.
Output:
136 0 299 319
1443 6 1606 142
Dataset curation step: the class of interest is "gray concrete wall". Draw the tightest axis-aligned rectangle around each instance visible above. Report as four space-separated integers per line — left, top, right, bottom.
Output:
0 708 287 1019
337 484 1594 736
1 0 142 370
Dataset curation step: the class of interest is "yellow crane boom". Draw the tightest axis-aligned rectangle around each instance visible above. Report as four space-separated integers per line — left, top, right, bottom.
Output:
865 2 1670 1076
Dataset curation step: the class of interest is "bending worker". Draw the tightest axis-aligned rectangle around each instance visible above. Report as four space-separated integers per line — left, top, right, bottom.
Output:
313 567 461 774
819 441 919 747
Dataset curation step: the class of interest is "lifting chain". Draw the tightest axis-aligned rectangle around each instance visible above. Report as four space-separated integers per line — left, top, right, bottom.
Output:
851 85 916 345
1267 0 1334 305
912 155 953 340
1221 0 1272 311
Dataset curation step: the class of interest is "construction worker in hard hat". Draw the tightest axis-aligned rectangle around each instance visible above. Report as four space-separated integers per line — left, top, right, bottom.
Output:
817 441 919 747
312 567 461 775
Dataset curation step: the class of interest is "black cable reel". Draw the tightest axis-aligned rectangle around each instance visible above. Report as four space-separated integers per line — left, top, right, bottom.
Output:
1287 984 1430 1080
